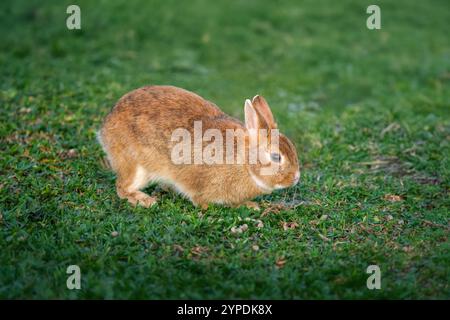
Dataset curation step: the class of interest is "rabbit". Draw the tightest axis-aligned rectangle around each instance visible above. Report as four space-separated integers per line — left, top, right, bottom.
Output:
98 85 300 210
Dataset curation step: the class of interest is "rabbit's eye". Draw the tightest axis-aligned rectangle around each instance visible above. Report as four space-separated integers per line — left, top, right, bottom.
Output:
270 153 281 163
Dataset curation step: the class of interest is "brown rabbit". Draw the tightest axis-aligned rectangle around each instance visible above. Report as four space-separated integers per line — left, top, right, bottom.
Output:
98 85 299 210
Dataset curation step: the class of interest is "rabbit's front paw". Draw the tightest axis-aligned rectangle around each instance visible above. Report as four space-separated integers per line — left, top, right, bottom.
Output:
126 192 157 208
242 201 261 211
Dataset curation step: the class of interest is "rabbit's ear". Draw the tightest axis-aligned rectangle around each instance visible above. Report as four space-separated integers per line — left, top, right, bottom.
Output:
245 99 268 131
252 95 277 129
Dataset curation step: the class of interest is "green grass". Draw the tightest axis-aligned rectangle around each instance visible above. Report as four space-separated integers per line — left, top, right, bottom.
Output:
0 0 449 299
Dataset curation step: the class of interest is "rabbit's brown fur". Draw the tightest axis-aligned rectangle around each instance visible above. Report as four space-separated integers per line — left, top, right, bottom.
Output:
98 85 299 209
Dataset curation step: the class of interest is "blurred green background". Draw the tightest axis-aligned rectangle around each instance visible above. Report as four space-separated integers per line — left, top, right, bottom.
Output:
0 0 449 299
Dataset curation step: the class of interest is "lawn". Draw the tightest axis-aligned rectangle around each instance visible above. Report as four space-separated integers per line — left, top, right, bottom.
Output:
0 0 449 299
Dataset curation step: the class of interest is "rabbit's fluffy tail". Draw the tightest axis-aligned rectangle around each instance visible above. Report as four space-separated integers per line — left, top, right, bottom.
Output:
99 156 112 170
96 129 112 170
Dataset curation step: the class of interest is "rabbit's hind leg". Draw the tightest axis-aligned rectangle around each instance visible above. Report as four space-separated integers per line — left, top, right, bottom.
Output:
116 164 157 208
